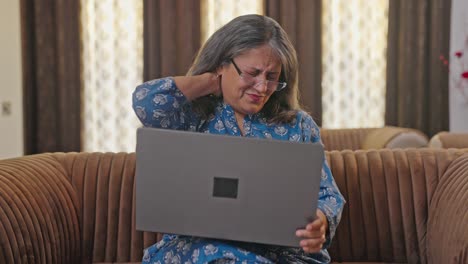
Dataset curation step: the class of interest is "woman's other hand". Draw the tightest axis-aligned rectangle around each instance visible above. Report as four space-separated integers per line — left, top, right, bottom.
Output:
295 209 328 253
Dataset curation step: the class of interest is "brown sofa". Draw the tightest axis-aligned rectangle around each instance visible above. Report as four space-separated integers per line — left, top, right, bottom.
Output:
428 132 468 148
321 126 429 151
1 149 467 263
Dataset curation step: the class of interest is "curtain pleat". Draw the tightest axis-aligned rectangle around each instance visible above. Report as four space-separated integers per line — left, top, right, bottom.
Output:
20 0 81 154
385 0 451 137
265 0 323 124
143 0 201 81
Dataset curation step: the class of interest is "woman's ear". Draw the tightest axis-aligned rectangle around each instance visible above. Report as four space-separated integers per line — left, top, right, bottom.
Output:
216 63 229 76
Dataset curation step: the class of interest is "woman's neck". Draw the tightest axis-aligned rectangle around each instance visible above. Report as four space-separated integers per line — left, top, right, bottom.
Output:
234 111 245 136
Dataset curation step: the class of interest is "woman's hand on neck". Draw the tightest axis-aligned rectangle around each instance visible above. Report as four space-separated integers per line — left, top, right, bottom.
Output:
173 73 220 101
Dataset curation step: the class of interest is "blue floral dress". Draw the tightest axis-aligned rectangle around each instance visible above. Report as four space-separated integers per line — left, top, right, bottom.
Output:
132 77 345 264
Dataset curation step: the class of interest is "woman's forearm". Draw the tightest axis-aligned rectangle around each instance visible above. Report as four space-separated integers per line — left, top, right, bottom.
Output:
132 77 197 129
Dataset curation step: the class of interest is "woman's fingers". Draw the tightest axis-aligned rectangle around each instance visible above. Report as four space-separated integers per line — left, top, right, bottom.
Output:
296 228 325 254
299 238 325 253
295 217 325 238
306 223 326 236
295 229 324 239
296 209 328 252
306 218 323 231
300 237 325 247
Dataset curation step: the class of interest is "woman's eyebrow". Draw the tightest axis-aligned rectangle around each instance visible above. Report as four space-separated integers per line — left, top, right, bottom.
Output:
246 66 280 74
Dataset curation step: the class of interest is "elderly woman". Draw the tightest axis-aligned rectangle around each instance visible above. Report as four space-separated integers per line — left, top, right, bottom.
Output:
133 14 345 264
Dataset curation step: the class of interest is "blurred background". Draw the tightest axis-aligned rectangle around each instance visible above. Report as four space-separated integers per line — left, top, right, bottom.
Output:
1 0 465 159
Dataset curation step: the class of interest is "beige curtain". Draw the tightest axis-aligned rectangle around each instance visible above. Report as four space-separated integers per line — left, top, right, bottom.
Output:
321 0 389 129
81 0 143 152
201 0 264 43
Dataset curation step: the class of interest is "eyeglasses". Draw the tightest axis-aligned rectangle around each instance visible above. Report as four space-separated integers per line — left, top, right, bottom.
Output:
230 59 287 92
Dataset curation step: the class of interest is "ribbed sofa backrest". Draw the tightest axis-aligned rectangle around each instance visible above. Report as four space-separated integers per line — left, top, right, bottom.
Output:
0 154 81 264
53 152 160 263
321 128 376 151
326 148 467 263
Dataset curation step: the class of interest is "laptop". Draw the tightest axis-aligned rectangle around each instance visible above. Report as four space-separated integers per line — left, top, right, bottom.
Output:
135 127 324 247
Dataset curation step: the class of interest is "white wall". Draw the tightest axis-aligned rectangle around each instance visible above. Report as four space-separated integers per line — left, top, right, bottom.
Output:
0 1 23 159
450 0 468 132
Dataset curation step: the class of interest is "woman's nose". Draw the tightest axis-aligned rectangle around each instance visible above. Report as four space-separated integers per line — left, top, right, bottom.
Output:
253 80 268 93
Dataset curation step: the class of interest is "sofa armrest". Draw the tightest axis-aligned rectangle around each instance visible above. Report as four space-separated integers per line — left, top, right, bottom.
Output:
427 153 468 263
361 126 428 149
0 154 81 263
428 132 468 148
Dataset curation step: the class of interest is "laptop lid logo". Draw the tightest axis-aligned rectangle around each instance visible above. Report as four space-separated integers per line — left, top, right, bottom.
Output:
213 177 238 199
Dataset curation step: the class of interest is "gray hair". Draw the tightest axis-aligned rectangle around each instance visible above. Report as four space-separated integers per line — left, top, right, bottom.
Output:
188 14 300 123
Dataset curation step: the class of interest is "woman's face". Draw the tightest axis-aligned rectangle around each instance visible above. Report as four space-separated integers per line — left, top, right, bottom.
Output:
218 44 282 117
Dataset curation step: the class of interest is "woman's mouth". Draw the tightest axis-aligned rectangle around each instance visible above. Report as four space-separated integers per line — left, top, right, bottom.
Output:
246 93 263 103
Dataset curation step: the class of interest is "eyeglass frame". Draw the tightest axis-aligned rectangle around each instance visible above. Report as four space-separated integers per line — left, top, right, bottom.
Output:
230 59 287 92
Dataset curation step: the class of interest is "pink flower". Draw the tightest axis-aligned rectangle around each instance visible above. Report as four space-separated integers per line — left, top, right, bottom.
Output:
462 71 468 79
455 51 463 58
